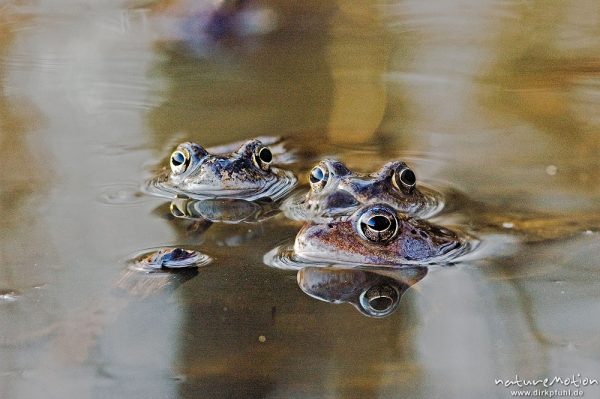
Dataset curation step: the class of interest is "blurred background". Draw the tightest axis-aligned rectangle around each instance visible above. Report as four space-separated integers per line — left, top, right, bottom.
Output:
0 0 599 398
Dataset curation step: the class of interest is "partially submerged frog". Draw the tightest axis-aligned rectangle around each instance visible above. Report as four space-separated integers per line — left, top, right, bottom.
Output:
130 247 212 272
273 203 471 267
145 137 297 202
283 159 443 221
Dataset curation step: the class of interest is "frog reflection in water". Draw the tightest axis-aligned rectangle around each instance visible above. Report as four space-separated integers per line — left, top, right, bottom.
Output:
298 266 428 317
284 159 442 221
294 204 466 265
146 137 297 202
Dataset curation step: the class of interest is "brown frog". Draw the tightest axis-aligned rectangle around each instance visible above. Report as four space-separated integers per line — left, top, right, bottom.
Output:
283 159 443 221
293 203 469 266
145 137 297 201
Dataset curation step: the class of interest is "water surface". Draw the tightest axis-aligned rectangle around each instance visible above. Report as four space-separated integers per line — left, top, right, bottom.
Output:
1 1 599 398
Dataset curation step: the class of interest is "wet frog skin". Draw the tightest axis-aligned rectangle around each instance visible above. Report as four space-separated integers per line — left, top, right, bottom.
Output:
146 138 297 201
285 159 442 221
294 203 466 265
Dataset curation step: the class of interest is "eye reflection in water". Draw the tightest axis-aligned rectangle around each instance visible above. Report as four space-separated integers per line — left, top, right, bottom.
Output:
297 266 428 318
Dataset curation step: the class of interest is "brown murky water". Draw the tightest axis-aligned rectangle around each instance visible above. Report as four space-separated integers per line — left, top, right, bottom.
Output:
1 1 599 398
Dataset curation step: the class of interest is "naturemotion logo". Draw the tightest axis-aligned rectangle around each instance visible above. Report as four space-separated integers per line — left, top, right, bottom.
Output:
495 374 598 397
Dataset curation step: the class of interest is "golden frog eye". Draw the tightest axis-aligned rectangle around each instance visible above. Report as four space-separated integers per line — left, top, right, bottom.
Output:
392 165 416 194
170 149 190 175
253 146 272 171
357 206 399 243
309 164 329 192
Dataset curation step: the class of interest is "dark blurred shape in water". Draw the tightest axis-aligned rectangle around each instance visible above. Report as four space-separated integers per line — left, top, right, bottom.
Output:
169 197 280 223
297 266 428 318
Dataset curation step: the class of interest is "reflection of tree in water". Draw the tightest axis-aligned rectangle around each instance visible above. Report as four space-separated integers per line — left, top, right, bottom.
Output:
483 0 600 191
0 7 51 310
0 9 45 223
146 1 337 150
146 0 400 154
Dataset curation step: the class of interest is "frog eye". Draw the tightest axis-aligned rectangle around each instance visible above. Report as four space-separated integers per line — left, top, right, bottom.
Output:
253 146 272 171
392 165 416 194
357 207 398 243
309 164 329 192
170 149 190 175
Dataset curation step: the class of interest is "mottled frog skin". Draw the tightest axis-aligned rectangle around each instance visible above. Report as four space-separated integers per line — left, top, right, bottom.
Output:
146 138 297 201
294 203 466 265
284 159 442 221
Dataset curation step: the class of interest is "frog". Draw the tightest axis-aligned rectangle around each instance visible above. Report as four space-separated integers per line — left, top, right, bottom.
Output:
282 159 443 222
297 266 428 317
130 247 212 272
145 137 297 202
292 203 469 266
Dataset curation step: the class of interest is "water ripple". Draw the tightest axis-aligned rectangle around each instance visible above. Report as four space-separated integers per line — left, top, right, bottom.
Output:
143 167 297 202
264 232 479 271
98 183 148 205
